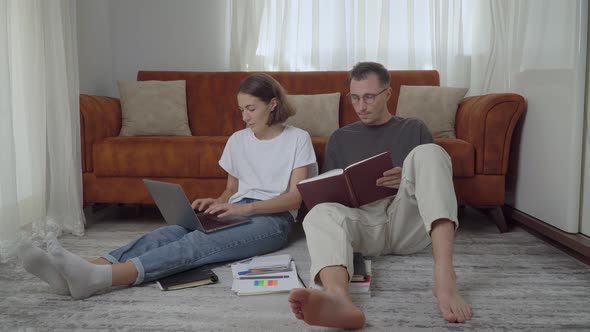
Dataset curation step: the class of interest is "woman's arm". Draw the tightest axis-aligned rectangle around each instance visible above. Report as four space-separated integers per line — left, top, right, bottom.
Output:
205 165 310 217
191 174 238 211
247 165 309 214
217 175 239 203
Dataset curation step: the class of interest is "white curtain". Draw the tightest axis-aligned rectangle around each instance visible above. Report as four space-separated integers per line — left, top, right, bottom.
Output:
0 0 84 263
469 0 579 94
229 0 578 93
229 0 475 87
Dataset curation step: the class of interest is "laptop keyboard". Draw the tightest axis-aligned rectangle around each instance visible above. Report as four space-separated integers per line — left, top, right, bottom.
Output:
200 217 228 230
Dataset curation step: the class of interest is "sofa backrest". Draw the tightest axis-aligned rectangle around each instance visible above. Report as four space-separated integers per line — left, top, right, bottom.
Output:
137 70 440 136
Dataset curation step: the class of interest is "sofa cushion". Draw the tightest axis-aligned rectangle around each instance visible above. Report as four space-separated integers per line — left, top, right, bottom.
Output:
93 136 228 178
285 93 340 136
396 85 467 138
136 70 441 135
435 138 475 178
118 80 192 136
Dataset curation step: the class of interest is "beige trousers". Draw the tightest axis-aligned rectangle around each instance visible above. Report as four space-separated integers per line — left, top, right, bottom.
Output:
302 144 458 283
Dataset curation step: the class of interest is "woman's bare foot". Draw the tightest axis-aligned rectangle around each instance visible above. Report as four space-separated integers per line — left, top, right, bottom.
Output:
288 288 365 329
433 268 472 323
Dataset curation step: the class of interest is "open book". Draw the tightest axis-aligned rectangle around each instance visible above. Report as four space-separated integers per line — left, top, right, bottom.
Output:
297 151 397 209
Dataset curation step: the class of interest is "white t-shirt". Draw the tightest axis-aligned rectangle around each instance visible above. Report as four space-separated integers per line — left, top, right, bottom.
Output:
219 125 318 204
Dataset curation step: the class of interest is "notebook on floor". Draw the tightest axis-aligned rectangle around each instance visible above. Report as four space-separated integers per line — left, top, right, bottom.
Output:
157 266 219 291
143 179 251 233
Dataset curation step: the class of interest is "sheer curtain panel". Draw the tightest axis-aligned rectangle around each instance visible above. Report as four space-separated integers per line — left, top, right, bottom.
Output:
228 0 474 87
0 0 84 263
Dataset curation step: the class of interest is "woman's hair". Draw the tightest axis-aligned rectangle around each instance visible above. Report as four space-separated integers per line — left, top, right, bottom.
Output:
237 74 295 126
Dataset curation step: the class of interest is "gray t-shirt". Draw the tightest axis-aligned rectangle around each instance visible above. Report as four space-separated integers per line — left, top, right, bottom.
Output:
323 117 433 172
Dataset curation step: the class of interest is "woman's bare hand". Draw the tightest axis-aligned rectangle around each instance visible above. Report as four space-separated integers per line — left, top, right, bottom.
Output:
205 202 252 218
191 198 220 211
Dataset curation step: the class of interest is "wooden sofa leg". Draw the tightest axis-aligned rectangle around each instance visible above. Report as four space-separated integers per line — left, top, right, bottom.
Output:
91 203 108 213
458 205 466 220
488 206 509 233
134 204 143 218
116 203 143 218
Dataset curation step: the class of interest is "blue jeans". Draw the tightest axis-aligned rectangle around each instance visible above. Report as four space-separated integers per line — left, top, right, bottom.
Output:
102 198 294 285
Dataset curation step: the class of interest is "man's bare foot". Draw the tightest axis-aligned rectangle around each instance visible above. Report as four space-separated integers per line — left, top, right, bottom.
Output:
288 288 365 329
433 269 472 323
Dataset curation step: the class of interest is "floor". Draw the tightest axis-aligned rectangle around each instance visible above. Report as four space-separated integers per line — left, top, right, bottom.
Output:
1 205 589 331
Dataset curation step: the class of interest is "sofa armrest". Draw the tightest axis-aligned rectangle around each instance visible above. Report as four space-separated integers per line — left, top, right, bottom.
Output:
455 93 526 175
311 136 329 171
80 94 122 172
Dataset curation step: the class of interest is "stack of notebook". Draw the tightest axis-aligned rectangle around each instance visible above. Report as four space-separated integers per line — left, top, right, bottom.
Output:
350 252 372 294
230 254 302 296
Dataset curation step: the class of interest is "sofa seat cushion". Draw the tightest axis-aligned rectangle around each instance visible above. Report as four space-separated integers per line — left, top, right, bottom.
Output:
434 138 474 178
93 136 228 178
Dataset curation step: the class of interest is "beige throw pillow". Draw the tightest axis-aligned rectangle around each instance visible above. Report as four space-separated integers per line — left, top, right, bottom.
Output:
396 85 468 138
285 93 340 136
118 80 191 136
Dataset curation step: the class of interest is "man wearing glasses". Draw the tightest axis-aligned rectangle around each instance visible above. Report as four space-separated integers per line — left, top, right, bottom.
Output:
289 62 472 328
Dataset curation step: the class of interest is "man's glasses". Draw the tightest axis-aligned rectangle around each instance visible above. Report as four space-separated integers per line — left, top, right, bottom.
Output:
347 88 388 105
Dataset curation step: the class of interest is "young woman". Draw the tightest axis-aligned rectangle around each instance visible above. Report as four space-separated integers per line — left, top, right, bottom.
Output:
18 74 317 299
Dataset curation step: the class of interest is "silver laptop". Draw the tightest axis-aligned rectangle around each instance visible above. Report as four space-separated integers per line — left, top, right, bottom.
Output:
143 179 251 233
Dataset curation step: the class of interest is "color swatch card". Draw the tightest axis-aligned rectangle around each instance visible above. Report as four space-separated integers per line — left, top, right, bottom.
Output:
231 261 301 296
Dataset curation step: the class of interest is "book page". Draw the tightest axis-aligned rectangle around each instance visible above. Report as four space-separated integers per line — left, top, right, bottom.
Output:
297 168 354 209
345 151 390 170
298 168 343 184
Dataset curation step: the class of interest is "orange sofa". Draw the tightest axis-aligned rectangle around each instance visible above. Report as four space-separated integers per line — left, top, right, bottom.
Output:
80 70 525 231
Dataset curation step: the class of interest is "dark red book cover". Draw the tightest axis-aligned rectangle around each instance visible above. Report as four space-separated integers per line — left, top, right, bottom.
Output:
297 170 354 210
344 151 397 207
297 151 396 209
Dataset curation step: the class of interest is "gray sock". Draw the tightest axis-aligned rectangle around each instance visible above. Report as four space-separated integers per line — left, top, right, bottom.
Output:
18 240 70 296
46 233 112 300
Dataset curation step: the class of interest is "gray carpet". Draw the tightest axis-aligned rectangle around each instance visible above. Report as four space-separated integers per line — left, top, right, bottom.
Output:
1 206 589 331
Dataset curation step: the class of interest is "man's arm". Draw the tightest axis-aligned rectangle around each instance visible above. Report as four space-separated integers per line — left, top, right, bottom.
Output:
379 120 432 189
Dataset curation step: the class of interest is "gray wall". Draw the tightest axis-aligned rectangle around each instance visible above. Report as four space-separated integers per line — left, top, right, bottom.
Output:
77 1 114 96
77 0 230 97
